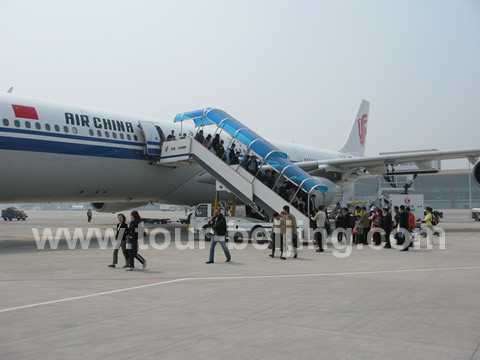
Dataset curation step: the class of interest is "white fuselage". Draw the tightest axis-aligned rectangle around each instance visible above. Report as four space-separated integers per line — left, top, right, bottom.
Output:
0 94 348 206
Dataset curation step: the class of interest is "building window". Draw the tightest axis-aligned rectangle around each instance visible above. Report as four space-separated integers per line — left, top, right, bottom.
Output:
2 119 9 126
64 126 69 133
54 125 60 132
45 124 51 131
14 120 21 127
35 122 41 130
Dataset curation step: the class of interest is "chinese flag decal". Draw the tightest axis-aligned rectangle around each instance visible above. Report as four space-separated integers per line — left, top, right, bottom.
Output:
12 104 39 120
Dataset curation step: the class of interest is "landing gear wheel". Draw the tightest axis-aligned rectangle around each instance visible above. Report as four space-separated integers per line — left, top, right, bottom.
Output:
250 226 268 242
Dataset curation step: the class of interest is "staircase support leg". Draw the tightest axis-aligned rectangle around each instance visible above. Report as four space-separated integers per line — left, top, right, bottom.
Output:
214 192 220 211
232 197 237 217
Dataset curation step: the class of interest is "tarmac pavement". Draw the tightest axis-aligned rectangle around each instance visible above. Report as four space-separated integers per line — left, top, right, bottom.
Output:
0 210 479 359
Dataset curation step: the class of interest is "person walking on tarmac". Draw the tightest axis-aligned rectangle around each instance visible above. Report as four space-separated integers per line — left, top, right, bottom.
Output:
311 206 326 252
369 208 383 246
206 209 232 264
406 206 416 247
269 212 284 259
360 206 370 245
87 209 92 223
282 205 298 258
108 214 129 268
398 205 410 251
125 210 147 271
382 207 393 248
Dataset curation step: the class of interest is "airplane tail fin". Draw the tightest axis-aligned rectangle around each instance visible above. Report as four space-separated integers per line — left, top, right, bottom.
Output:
338 100 370 157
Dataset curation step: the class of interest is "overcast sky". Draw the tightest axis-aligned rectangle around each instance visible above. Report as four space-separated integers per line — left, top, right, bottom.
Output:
1 0 479 169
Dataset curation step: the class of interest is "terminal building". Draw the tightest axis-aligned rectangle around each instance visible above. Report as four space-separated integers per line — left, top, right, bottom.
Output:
344 169 480 209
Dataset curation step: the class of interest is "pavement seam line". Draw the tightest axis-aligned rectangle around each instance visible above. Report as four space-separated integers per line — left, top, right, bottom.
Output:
0 278 186 314
1 265 480 314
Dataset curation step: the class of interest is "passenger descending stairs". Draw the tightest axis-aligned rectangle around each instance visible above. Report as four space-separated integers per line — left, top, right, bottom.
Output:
158 138 311 236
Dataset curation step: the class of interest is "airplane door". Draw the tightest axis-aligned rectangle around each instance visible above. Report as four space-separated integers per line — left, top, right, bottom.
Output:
138 121 162 156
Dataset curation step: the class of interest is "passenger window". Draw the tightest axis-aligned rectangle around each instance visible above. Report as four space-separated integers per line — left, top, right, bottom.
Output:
97 130 102 137
112 132 117 139
25 121 31 129
105 131 110 138
126 134 131 140
195 205 208 218
2 119 9 126
89 129 94 136
14 120 21 127
72 127 78 134
119 133 124 140
133 135 138 141
45 124 51 131
35 122 41 130
64 126 69 133
54 125 60 132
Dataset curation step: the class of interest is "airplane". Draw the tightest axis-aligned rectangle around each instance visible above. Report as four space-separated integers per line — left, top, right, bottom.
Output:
0 92 479 214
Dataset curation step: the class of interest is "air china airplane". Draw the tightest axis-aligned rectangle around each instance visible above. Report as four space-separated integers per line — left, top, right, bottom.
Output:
0 92 479 213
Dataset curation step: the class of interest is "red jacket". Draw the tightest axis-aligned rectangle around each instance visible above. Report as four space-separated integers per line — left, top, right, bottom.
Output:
409 212 416 230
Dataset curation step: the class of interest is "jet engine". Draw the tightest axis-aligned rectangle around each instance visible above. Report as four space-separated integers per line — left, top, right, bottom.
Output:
90 202 149 213
473 160 480 187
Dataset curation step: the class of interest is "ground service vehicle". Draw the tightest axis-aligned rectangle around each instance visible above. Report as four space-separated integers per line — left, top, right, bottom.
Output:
189 203 272 241
2 207 28 221
472 208 480 221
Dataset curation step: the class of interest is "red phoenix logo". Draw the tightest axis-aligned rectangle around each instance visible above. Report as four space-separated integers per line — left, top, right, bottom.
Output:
405 198 411 204
165 146 169 152
357 113 368 146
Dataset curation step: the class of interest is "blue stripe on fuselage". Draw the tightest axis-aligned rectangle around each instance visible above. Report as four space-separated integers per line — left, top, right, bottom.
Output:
0 127 144 146
0 131 149 160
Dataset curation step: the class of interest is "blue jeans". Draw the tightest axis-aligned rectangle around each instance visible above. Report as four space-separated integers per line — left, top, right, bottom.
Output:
209 236 231 262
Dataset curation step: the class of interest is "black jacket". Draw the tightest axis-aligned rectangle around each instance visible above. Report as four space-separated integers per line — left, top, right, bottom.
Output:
278 186 289 201
230 155 240 165
128 220 142 243
116 222 129 241
382 213 393 233
399 211 409 230
343 212 355 229
211 214 227 236
211 136 220 151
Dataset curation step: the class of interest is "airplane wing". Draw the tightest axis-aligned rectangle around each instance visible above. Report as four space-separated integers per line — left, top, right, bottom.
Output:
295 149 480 174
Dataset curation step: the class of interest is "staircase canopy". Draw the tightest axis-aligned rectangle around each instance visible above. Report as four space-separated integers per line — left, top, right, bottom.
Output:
174 108 327 194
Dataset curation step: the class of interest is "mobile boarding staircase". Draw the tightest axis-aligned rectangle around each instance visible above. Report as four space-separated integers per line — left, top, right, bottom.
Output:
156 108 328 239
